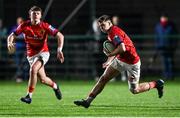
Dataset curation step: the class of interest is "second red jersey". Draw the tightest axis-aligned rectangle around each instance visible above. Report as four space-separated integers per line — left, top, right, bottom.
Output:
108 26 140 64
14 20 59 57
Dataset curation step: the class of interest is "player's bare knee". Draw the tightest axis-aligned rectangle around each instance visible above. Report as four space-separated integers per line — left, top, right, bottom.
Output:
38 75 46 84
40 79 45 84
129 83 139 94
129 88 139 94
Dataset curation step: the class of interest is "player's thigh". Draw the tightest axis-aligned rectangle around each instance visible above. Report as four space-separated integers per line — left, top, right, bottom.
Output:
37 66 46 80
103 58 124 79
39 52 50 65
127 61 141 90
31 60 43 73
27 52 50 67
103 65 120 80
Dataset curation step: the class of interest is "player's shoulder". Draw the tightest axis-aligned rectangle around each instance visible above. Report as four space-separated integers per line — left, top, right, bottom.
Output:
111 26 123 34
40 21 50 26
112 26 121 31
40 21 52 29
111 26 125 36
20 20 31 27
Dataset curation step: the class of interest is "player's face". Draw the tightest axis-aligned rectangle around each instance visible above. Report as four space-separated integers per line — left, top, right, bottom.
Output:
30 11 42 23
160 16 168 23
98 21 112 33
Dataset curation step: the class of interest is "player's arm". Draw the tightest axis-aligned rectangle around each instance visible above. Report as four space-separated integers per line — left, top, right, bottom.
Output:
107 35 126 57
102 56 116 68
46 23 64 63
7 22 24 54
7 33 17 54
56 32 64 63
108 43 126 57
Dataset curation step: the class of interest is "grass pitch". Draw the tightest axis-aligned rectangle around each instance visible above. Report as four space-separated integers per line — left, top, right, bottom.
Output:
0 79 180 117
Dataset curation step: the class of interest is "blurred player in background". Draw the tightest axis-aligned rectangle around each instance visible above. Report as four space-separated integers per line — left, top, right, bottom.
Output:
74 15 164 108
91 18 105 81
9 17 28 83
7 6 64 104
0 19 7 37
152 13 178 80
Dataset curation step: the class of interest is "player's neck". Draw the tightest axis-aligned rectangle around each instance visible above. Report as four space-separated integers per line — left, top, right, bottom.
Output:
107 25 113 33
31 20 40 25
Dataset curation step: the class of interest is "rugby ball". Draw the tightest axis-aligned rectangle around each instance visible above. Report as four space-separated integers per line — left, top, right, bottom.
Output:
103 40 115 55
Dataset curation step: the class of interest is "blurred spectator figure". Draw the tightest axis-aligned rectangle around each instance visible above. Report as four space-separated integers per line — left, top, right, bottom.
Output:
0 19 7 78
112 15 127 82
92 19 105 81
87 18 105 81
9 17 24 38
153 13 178 80
92 19 101 41
9 17 28 82
112 15 126 30
112 16 120 26
0 19 7 59
0 19 7 37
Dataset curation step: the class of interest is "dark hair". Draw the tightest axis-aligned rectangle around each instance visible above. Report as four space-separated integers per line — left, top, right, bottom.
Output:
29 6 42 14
97 15 111 23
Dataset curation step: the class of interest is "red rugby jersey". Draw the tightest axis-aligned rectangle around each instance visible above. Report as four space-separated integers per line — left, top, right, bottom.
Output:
107 26 140 64
14 20 59 57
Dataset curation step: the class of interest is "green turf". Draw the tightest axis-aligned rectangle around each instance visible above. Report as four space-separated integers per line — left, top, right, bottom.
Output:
0 79 180 117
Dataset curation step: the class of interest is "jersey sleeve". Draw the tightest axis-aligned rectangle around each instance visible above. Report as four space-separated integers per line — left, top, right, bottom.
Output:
14 24 24 36
112 35 123 47
44 23 59 36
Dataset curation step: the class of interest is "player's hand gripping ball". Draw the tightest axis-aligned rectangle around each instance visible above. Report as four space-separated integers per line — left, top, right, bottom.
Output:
7 43 16 54
103 40 115 56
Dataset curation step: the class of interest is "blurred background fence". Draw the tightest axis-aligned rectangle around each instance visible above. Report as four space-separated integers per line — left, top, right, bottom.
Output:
0 35 180 80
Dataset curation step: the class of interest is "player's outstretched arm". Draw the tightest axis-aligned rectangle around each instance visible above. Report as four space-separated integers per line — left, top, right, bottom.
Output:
56 32 64 63
7 33 16 54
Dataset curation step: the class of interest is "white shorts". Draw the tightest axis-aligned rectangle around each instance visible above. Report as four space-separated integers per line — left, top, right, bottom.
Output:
109 58 141 85
27 52 50 67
